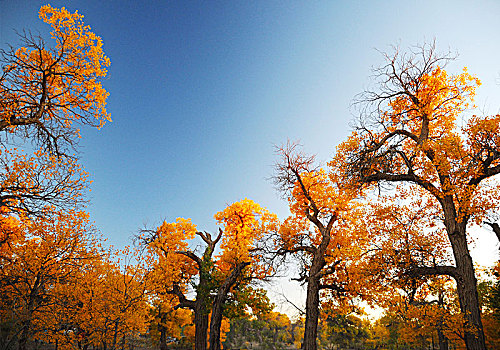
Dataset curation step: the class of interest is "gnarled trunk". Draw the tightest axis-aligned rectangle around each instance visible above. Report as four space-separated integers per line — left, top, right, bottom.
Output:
447 219 486 350
208 262 249 350
301 244 328 350
453 248 486 349
437 326 449 350
194 303 209 350
159 311 168 350
302 274 321 350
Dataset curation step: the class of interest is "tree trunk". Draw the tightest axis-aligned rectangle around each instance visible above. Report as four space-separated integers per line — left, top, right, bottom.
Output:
448 226 486 350
159 312 168 350
208 262 249 350
209 299 224 350
302 274 320 350
437 326 449 350
112 319 119 350
194 301 210 350
18 319 31 350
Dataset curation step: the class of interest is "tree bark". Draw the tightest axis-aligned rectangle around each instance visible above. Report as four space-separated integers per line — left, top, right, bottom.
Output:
208 262 250 350
485 222 500 244
437 326 449 350
447 219 486 350
159 311 167 350
112 319 119 350
438 195 486 349
302 274 321 350
194 303 209 350
18 310 33 350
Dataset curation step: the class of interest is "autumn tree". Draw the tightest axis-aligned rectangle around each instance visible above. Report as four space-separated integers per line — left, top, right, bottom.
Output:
0 4 110 220
144 199 278 350
359 199 466 350
148 296 194 350
208 199 278 350
0 210 100 350
273 142 368 350
33 244 151 350
144 217 210 350
0 5 110 155
224 311 296 350
0 147 88 217
336 43 500 350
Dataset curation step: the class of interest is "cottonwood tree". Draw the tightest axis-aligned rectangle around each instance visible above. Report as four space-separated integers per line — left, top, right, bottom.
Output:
144 199 278 350
0 147 88 217
144 217 212 350
0 5 110 220
273 143 368 350
0 5 110 155
336 43 500 350
0 5 111 289
209 199 278 350
0 210 100 350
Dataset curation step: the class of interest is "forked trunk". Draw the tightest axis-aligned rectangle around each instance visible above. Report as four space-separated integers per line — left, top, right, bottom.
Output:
208 300 224 350
208 262 249 350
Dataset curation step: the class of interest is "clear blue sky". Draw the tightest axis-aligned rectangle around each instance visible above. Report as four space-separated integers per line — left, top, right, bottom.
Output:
1 0 500 301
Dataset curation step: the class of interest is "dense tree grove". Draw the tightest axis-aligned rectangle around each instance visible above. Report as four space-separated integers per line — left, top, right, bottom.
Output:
1 5 499 350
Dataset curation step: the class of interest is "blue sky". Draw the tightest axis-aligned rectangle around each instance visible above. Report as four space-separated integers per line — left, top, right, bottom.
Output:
2 1 500 312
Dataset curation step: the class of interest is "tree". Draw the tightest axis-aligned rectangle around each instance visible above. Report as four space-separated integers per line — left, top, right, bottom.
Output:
360 200 465 350
224 311 295 350
0 4 110 220
0 5 110 156
0 210 100 350
335 43 499 349
46 246 149 350
273 142 368 350
209 199 278 350
144 199 278 350
148 297 194 350
0 147 88 217
145 217 212 350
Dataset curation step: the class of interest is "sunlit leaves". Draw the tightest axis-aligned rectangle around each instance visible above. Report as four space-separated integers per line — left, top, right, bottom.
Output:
0 5 110 154
215 198 278 275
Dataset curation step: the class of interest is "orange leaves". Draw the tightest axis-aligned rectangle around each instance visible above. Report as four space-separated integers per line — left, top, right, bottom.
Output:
52 246 150 349
386 66 479 138
0 146 89 216
147 218 198 291
339 45 500 232
216 198 278 268
0 4 111 154
290 169 336 219
147 199 277 305
39 4 111 127
0 209 103 348
154 217 196 253
39 5 110 77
